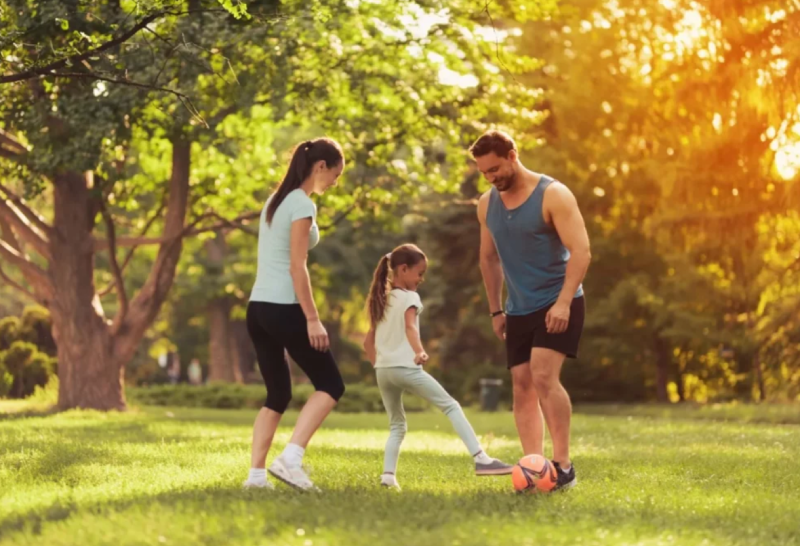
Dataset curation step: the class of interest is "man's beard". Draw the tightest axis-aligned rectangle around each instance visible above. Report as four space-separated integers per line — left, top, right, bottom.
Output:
494 171 517 192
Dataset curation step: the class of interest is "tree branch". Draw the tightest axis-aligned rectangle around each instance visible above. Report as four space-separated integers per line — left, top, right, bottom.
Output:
99 201 128 335
319 202 357 232
47 71 208 128
0 262 38 303
0 182 53 237
0 238 40 273
182 210 262 237
482 0 515 79
206 103 240 130
49 71 190 99
0 11 165 84
0 129 27 154
94 210 261 250
0 238 52 300
97 196 167 297
0 147 23 163
113 138 191 363
0 206 52 302
0 211 21 252
0 197 51 260
201 211 258 236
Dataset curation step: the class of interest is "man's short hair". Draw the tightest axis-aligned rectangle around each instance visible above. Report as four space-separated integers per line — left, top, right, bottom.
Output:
469 130 516 158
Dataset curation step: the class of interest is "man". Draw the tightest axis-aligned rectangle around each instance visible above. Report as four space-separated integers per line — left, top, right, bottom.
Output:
472 130 591 491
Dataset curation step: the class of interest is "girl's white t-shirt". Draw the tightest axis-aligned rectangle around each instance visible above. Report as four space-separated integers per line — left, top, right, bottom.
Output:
374 289 423 369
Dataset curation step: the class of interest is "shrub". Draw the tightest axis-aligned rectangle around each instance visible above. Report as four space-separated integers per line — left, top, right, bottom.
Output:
126 382 430 412
23 352 56 395
19 305 57 356
0 362 12 398
0 341 57 398
27 376 59 405
0 317 20 351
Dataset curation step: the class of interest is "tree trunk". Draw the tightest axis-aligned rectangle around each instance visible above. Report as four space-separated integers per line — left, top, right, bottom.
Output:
676 369 685 402
207 296 241 382
228 318 244 384
205 231 242 383
49 139 191 410
231 319 255 381
654 337 671 403
112 139 190 368
753 351 766 402
51 171 123 410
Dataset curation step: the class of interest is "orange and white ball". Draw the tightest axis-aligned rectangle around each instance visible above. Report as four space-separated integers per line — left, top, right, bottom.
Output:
511 454 558 493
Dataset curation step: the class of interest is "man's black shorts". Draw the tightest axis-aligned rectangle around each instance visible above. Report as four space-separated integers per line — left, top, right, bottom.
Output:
505 296 585 368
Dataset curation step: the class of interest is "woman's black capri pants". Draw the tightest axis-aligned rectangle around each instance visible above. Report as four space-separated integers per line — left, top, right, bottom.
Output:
246 301 345 413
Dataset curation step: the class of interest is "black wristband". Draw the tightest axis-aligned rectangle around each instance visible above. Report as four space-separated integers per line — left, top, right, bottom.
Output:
490 310 504 318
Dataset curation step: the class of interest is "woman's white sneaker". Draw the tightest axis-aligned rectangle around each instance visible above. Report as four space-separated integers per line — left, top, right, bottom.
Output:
242 477 275 490
268 456 319 491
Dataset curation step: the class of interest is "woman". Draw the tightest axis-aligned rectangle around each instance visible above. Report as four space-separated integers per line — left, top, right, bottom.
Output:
243 138 346 491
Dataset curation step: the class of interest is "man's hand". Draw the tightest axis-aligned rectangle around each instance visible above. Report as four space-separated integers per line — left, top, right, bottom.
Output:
545 301 570 334
492 313 506 340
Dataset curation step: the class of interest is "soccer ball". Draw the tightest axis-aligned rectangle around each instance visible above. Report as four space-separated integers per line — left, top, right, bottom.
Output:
511 454 558 493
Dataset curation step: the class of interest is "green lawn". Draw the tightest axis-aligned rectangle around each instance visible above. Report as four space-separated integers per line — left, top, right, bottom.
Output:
574 402 800 425
1 405 799 546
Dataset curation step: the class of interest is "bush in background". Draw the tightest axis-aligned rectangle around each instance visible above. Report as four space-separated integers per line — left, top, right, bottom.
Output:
0 341 56 399
26 375 60 405
0 306 58 399
0 362 12 398
126 382 430 413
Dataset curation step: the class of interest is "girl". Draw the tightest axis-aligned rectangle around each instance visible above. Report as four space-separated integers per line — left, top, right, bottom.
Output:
243 138 346 491
364 244 512 490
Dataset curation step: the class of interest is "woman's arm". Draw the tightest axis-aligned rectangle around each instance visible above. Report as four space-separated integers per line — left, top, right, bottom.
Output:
289 218 329 351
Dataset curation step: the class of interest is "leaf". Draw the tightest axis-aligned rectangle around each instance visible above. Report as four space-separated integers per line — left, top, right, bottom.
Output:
216 0 250 20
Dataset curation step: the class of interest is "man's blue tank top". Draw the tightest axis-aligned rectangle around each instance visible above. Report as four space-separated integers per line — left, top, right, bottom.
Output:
486 175 583 316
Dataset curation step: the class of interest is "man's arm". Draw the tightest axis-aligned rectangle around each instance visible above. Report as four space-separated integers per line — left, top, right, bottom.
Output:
544 182 591 333
478 191 506 340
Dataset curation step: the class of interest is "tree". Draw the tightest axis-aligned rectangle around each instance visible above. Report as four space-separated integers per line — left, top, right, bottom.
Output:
753 212 800 400
517 0 799 401
0 0 552 409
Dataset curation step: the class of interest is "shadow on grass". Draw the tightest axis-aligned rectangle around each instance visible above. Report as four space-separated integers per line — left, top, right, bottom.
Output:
3 406 800 545
0 419 230 480
2 440 799 545
133 405 522 438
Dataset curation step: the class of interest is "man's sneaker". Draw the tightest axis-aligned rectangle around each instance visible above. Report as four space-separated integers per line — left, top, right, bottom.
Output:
242 477 275 490
380 473 401 490
268 456 319 492
552 461 577 491
475 458 514 476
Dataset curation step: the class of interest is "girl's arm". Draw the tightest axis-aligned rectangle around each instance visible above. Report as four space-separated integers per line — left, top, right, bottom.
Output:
404 307 428 364
364 328 377 365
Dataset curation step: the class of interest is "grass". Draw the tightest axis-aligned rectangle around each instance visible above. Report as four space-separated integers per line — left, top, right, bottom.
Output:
1 405 799 546
574 402 800 425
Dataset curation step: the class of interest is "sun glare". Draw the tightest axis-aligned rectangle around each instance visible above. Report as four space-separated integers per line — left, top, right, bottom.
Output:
775 138 800 181
654 0 720 64
769 116 800 181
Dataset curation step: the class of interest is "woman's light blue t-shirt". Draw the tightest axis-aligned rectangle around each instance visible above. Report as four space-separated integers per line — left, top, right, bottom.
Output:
249 189 319 304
